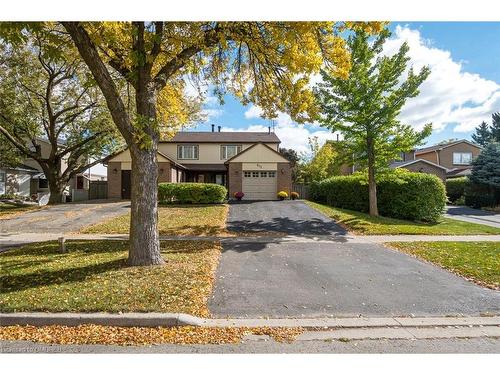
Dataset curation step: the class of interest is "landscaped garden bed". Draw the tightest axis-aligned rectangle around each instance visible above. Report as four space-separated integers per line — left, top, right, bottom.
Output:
386 241 499 290
0 240 221 316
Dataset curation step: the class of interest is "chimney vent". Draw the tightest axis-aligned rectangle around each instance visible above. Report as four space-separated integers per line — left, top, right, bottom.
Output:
268 126 271 134
336 133 339 141
211 124 215 132
218 126 221 132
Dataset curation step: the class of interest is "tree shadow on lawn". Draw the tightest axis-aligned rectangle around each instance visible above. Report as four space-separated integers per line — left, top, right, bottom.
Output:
227 217 347 236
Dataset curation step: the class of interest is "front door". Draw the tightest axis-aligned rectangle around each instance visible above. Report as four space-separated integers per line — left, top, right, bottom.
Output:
121 170 131 199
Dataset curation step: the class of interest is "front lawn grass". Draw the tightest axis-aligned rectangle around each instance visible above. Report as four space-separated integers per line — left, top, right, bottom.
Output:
0 201 39 219
81 204 228 236
387 241 500 289
306 201 500 235
0 240 221 316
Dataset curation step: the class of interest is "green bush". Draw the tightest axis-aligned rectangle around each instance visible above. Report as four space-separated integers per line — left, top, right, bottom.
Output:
158 183 227 204
310 170 446 223
464 183 498 209
445 177 468 204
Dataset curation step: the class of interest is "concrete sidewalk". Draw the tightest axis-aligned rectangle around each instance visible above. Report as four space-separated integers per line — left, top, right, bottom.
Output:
1 232 499 251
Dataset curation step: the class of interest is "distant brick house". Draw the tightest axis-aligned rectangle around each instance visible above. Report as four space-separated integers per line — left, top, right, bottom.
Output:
105 127 292 201
335 139 482 181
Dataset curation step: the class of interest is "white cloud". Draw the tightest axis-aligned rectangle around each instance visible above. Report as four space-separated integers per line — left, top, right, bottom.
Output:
244 105 263 119
385 25 500 133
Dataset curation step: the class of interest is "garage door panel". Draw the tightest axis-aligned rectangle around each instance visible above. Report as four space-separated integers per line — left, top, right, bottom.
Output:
242 170 277 200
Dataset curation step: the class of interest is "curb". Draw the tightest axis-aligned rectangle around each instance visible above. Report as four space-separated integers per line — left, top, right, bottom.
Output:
2 313 499 329
0 312 204 328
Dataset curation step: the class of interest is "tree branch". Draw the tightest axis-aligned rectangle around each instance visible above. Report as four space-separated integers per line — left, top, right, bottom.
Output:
62 22 134 145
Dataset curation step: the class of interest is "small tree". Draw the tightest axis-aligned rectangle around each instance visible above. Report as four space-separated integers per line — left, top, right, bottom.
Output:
0 31 119 204
471 121 491 147
279 147 300 182
315 29 432 216
300 138 343 182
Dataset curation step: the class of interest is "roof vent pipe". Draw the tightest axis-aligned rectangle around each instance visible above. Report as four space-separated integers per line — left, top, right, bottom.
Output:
218 126 221 132
211 124 215 132
336 133 339 141
268 126 271 134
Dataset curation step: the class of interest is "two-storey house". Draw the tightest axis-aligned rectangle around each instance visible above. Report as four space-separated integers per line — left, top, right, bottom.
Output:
106 126 292 200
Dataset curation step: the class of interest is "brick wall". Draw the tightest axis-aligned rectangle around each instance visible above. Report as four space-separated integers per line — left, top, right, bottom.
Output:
107 162 121 199
158 162 172 183
277 162 292 194
228 162 242 198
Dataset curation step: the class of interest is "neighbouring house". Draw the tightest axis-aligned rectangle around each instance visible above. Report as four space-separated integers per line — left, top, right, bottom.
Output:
105 126 292 200
335 139 482 181
0 138 103 201
412 139 482 179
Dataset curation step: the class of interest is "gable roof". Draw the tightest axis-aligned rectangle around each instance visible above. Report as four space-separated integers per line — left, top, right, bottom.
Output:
415 139 481 155
224 142 289 164
390 158 448 171
166 131 280 143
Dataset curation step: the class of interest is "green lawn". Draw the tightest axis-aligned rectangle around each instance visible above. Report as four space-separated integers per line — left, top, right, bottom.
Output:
0 201 39 219
0 240 221 317
81 204 228 236
306 201 500 235
387 242 500 289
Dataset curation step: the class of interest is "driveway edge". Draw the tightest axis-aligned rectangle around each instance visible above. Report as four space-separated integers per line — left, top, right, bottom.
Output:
0 312 204 327
2 313 499 329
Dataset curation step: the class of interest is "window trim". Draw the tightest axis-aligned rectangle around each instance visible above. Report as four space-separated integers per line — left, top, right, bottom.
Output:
452 152 473 165
177 144 199 160
220 144 242 160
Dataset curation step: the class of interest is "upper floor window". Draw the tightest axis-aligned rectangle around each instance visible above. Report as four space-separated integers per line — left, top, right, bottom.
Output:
453 152 472 165
177 145 199 160
220 145 242 160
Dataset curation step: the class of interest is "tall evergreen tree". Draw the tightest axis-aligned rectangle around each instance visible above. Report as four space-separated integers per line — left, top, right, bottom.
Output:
490 112 500 143
471 121 491 147
315 29 432 216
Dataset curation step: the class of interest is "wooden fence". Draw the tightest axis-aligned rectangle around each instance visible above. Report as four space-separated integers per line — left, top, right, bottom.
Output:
291 183 310 200
89 181 108 200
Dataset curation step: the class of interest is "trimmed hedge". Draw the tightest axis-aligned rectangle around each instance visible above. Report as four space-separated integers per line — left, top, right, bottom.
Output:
158 183 227 204
310 170 446 223
464 183 499 209
446 177 468 204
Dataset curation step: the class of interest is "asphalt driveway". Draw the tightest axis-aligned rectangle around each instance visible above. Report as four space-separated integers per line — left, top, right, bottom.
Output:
227 200 347 236
445 205 500 228
210 200 500 318
0 200 130 233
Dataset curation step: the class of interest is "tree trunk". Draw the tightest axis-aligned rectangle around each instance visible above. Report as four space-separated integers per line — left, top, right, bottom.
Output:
367 138 379 216
127 78 164 266
45 165 65 205
128 145 163 266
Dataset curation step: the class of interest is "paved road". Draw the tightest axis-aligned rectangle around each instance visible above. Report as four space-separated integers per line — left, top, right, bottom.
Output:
210 201 500 318
2 338 499 353
227 200 347 236
445 205 500 228
0 200 130 234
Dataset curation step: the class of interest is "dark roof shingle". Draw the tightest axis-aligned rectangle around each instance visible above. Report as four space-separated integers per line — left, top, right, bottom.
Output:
166 131 280 143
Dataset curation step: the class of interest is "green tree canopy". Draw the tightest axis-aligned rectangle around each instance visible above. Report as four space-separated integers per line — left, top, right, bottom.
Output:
314 28 432 216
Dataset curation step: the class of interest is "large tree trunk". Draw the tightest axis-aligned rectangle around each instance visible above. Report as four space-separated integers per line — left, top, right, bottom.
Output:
128 145 163 265
367 138 379 216
44 164 65 205
127 78 164 266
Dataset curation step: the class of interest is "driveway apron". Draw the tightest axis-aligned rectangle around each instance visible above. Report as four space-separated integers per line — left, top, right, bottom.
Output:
210 201 500 318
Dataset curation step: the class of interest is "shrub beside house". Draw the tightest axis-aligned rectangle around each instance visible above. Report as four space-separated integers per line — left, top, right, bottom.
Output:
310 169 446 223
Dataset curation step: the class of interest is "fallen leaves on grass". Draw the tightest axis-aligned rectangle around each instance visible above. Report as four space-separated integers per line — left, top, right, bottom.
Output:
0 325 304 346
387 241 500 290
0 240 221 316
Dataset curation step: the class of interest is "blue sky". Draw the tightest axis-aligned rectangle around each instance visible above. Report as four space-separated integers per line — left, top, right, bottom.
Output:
189 22 500 153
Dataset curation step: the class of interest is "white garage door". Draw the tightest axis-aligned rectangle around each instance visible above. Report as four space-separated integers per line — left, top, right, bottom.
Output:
242 170 277 200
